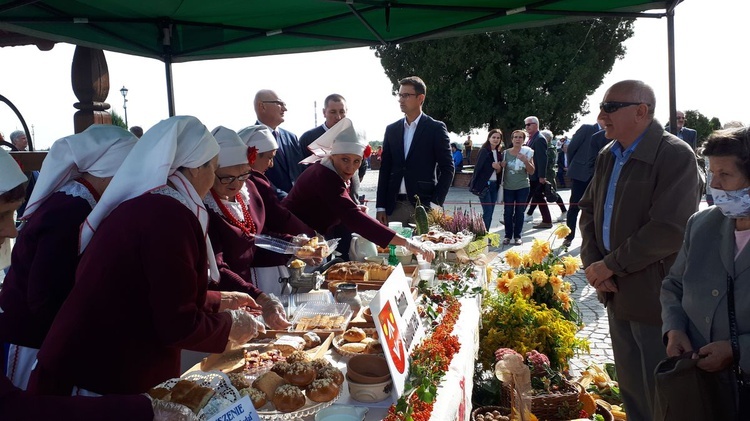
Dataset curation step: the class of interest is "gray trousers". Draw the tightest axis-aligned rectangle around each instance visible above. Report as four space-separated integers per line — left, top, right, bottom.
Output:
389 199 416 226
607 306 666 421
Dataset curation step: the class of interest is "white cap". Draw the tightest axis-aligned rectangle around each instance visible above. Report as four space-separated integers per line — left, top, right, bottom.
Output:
23 125 138 218
211 126 249 168
238 125 277 154
0 148 27 195
300 118 366 164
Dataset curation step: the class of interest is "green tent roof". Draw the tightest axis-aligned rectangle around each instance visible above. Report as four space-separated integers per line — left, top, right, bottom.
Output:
0 1 673 63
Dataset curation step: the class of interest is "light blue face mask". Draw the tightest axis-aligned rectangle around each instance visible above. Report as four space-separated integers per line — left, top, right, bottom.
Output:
711 186 750 218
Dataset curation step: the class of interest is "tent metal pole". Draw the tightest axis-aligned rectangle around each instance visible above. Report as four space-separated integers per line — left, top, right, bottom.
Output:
666 4 677 134
165 57 175 117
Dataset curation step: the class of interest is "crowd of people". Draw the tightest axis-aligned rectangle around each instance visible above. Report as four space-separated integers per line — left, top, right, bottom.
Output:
0 75 748 421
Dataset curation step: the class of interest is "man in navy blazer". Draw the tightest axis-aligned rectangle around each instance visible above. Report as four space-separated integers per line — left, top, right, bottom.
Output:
253 89 305 199
376 76 454 225
563 120 610 246
675 110 698 150
524 116 553 228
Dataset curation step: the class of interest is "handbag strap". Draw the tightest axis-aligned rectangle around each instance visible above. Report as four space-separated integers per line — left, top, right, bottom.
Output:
727 273 746 387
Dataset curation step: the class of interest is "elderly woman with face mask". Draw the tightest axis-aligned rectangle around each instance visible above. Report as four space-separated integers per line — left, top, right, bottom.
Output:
283 118 434 262
28 117 264 397
0 126 138 391
661 127 750 419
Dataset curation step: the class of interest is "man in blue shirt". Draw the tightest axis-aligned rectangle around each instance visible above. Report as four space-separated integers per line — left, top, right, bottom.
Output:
579 80 702 421
451 143 463 172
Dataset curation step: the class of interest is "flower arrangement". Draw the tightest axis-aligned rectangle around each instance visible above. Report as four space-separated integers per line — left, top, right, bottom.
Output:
497 224 582 324
428 206 486 236
478 291 589 371
385 297 462 421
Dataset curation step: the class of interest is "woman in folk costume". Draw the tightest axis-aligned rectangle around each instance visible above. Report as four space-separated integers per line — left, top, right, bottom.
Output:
0 125 137 390
204 126 292 328
238 126 316 296
283 118 434 262
29 116 264 397
0 148 200 420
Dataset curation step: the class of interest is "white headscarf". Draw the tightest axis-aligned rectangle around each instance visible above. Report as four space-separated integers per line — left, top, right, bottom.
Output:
212 126 249 168
300 118 366 164
0 148 27 195
79 116 220 280
23 125 138 219
238 125 277 154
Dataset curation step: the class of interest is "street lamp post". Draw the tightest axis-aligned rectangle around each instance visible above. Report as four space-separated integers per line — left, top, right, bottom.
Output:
120 86 129 127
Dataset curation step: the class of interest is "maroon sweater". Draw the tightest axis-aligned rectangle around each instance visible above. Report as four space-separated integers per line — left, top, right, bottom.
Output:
283 162 395 248
31 193 232 396
0 192 91 349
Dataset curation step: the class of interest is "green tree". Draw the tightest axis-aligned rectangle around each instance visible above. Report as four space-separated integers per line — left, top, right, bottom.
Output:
373 18 634 135
110 110 127 129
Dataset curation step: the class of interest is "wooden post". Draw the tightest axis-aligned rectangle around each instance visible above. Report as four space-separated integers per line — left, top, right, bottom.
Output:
71 46 111 133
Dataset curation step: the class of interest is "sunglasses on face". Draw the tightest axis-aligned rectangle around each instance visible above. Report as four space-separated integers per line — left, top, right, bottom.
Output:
262 100 286 107
599 101 645 113
216 172 252 185
524 123 536 127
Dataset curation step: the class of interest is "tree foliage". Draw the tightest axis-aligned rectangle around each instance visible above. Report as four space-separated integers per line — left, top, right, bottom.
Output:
110 110 127 129
373 18 634 136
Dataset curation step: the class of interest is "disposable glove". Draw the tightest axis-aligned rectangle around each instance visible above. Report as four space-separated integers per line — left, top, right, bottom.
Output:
218 291 260 312
228 309 265 344
258 294 292 330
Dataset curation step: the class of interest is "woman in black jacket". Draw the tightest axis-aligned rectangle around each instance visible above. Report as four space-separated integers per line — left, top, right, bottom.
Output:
468 129 504 230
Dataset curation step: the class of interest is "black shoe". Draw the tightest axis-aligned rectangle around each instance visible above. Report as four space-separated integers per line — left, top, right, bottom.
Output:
562 239 572 248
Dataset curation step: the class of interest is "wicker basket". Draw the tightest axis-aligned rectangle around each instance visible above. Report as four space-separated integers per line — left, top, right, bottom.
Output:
500 380 581 421
471 406 511 421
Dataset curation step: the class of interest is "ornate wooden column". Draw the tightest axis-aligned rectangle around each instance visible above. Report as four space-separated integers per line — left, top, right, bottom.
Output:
71 46 111 133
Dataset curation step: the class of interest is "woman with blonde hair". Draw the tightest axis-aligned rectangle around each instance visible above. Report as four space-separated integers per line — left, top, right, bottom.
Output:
500 129 535 245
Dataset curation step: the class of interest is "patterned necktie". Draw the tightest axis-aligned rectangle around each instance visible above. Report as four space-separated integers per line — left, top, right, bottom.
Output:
272 130 285 163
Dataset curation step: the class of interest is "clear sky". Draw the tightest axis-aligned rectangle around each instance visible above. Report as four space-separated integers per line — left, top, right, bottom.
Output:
0 0 747 150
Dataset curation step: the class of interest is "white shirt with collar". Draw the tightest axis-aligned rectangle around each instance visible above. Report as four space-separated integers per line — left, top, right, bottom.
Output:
399 113 423 194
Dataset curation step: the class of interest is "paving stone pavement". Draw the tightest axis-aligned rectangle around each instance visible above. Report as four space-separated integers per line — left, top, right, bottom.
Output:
358 170 611 376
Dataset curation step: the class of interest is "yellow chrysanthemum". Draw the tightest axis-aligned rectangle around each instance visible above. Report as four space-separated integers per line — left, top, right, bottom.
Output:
522 254 535 268
552 263 566 276
529 238 551 264
562 281 572 294
549 275 563 293
530 270 548 287
508 274 533 298
496 277 511 294
562 256 581 276
554 224 572 240
505 250 522 268
557 292 572 311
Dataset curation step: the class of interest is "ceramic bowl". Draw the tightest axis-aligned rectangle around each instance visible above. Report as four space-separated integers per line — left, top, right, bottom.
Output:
346 354 391 384
362 307 373 323
315 404 369 421
346 375 394 403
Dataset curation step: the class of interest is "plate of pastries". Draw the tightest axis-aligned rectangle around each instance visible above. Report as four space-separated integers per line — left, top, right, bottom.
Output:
332 327 384 357
235 351 345 418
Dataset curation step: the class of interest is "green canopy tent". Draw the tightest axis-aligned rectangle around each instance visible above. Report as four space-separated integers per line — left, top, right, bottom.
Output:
0 0 683 134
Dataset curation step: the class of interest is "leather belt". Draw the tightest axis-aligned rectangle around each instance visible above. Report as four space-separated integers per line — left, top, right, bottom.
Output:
396 194 409 201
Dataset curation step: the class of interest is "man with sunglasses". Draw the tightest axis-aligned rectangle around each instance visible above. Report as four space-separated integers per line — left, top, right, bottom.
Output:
579 80 702 421
253 89 305 200
523 116 553 229
376 76 454 226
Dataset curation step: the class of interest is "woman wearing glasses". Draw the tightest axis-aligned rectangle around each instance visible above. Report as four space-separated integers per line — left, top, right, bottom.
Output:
203 127 302 330
500 130 535 245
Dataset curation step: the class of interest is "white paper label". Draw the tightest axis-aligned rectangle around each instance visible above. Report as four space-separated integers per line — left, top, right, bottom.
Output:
207 396 259 421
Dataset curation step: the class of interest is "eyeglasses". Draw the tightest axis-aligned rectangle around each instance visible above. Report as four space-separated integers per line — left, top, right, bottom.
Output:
262 100 286 107
397 93 418 99
676 117 686 121
524 122 536 127
599 101 646 113
216 171 252 185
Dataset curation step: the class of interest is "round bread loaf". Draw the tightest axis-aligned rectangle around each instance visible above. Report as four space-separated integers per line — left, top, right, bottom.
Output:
239 387 267 409
306 378 339 402
286 350 310 364
283 361 317 387
310 358 331 372
317 366 345 386
343 327 366 342
272 384 306 412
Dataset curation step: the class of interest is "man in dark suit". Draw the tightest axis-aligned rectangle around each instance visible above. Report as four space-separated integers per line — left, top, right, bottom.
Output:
376 76 454 225
524 116 552 229
675 110 698 150
253 89 305 200
563 120 610 247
